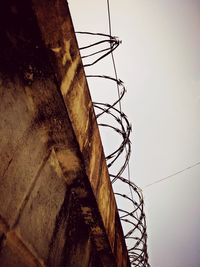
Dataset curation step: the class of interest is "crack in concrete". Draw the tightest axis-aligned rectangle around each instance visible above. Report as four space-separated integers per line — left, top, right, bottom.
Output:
12 150 51 229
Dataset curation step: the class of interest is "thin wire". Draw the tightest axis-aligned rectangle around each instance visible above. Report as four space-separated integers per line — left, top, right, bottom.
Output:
106 2 149 266
106 0 136 202
106 0 122 114
143 160 200 189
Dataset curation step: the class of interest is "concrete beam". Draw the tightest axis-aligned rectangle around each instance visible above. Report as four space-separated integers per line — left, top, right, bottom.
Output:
0 1 130 266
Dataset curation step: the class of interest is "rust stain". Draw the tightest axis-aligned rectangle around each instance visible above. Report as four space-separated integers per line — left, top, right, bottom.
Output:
80 207 94 225
74 187 88 199
65 78 92 151
87 127 102 182
60 55 80 96
62 40 72 66
51 47 62 54
49 149 63 178
24 86 36 113
24 65 34 83
55 148 82 172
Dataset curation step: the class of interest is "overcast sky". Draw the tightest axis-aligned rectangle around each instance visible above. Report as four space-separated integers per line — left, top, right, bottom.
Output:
69 1 200 266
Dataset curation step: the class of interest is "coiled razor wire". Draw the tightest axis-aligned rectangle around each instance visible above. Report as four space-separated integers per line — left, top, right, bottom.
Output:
76 29 150 267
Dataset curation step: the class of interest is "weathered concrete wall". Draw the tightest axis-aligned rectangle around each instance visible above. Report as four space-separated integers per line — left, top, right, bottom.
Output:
0 1 130 266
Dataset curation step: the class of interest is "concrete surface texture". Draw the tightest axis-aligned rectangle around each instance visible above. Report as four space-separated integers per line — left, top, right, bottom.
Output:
0 0 130 266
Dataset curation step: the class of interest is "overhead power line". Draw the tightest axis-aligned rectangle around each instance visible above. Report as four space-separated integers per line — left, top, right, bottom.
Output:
143 160 200 189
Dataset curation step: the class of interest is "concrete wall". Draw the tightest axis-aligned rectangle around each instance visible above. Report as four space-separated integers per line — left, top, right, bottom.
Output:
0 1 130 266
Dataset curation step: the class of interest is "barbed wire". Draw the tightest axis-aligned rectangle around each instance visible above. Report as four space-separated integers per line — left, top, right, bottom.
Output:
76 31 121 67
75 2 150 266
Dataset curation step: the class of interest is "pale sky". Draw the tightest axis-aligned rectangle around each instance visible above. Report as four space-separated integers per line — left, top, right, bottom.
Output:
69 1 200 266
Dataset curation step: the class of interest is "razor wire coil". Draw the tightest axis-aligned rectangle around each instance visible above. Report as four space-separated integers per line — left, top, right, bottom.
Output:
75 8 150 266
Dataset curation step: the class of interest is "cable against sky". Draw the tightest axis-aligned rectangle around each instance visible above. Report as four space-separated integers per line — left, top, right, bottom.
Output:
143 160 200 189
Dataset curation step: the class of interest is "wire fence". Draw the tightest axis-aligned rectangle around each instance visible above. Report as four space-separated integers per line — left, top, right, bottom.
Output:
75 2 150 265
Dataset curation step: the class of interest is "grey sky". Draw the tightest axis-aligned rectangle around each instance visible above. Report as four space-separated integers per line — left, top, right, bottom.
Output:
69 1 200 266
